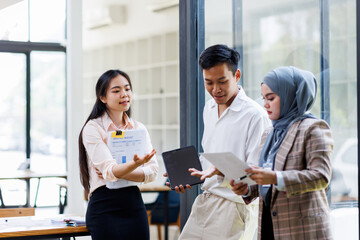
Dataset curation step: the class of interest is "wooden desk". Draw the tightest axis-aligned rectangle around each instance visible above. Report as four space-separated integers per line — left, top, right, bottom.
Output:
0 170 67 208
139 184 171 240
138 184 171 192
0 215 89 239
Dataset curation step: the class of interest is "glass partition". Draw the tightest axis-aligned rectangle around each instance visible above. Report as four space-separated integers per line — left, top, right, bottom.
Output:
0 0 67 208
30 51 66 173
0 53 27 206
204 0 357 238
0 53 26 169
0 0 28 41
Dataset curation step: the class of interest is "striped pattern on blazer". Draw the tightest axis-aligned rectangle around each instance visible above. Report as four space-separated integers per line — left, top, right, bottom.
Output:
246 118 334 240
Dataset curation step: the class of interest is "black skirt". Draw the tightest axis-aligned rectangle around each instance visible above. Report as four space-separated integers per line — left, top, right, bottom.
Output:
86 185 149 240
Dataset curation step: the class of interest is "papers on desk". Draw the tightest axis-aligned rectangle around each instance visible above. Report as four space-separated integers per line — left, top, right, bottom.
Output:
0 216 86 230
106 129 146 189
51 217 86 227
201 152 256 186
0 217 49 231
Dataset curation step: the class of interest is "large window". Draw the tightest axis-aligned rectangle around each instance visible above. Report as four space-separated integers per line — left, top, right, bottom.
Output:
202 0 357 238
0 0 66 207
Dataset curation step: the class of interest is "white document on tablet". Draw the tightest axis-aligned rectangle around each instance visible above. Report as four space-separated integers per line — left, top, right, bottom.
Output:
201 152 256 185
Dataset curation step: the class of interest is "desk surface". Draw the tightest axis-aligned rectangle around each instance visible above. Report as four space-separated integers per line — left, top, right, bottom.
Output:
138 184 171 192
0 215 89 239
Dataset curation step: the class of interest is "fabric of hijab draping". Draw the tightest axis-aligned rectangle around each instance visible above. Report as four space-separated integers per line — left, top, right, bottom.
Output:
259 66 318 206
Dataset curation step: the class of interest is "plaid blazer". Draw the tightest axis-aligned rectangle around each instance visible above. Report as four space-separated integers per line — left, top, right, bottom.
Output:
246 118 333 240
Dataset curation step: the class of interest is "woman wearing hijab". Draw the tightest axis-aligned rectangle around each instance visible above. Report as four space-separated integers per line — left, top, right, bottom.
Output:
231 66 333 240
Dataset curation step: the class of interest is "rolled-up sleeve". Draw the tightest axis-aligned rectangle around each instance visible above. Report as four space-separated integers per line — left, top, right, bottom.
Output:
246 114 271 166
140 126 159 183
82 121 118 181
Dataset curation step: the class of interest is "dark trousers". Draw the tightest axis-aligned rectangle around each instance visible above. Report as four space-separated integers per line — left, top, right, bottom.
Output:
261 202 275 240
86 186 149 240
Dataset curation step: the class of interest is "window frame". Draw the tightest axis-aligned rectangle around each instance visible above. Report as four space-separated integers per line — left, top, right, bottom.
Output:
0 40 66 165
179 0 205 228
356 0 360 234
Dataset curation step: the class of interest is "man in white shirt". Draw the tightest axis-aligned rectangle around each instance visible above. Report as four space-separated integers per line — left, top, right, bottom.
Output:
177 44 270 240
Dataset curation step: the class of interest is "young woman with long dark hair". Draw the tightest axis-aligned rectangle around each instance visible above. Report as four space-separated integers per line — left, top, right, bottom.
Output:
79 69 158 239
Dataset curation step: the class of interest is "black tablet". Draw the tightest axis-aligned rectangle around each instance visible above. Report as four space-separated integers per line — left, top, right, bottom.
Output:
162 146 204 190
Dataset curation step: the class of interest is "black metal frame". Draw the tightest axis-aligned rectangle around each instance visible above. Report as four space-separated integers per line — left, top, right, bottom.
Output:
356 0 360 238
232 0 244 86
320 0 330 124
0 40 65 52
179 0 205 229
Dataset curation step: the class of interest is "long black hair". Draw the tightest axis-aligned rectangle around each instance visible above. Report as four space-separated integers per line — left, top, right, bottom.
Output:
78 69 132 195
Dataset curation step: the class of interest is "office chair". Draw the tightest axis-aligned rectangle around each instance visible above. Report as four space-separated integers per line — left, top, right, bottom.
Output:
0 188 4 208
146 190 180 240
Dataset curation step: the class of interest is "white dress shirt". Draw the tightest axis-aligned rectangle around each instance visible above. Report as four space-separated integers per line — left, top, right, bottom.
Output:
201 87 271 203
82 113 158 196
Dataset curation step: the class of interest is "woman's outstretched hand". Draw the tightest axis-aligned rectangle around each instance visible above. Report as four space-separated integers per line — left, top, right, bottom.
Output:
133 149 156 166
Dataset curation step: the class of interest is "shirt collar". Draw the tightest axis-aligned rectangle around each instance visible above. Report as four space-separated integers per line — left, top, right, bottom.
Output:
102 112 134 132
209 86 247 112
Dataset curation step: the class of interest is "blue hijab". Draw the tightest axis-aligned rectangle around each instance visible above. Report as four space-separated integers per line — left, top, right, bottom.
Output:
259 66 317 204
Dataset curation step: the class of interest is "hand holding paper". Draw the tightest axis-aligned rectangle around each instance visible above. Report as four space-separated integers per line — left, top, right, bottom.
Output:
201 152 256 185
245 166 277 185
230 179 250 196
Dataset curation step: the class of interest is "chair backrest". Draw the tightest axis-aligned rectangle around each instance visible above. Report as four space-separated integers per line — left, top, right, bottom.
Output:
150 190 180 223
0 208 35 218
156 190 180 206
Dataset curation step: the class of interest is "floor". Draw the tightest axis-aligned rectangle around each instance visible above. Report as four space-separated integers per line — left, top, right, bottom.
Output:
35 207 180 240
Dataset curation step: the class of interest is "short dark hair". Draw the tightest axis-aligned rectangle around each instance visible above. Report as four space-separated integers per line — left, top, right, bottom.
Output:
198 44 240 75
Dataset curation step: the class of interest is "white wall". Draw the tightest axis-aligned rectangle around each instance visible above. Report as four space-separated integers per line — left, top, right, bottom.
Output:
80 0 180 205
65 0 179 212
83 0 179 49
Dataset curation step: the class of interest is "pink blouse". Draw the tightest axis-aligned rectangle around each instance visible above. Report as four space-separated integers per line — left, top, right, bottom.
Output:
82 113 158 196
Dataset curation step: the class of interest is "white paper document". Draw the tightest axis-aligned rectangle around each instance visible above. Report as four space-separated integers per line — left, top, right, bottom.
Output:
106 129 146 189
201 152 256 185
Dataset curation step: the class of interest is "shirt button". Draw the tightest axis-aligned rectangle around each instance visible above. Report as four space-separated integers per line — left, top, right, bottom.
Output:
272 211 277 217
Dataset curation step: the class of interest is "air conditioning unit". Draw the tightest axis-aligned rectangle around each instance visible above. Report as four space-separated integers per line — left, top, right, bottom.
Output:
148 0 179 13
85 4 127 30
